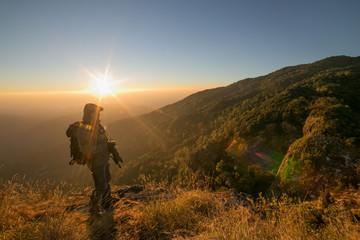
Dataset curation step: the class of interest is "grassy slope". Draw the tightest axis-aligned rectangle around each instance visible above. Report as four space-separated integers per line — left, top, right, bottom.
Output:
1 179 359 240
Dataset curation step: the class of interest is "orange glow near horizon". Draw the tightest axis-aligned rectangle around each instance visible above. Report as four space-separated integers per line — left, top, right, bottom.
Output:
0 87 203 96
0 61 204 112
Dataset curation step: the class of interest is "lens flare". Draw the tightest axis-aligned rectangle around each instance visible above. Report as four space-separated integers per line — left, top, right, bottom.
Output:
94 76 114 97
80 65 154 102
81 66 119 98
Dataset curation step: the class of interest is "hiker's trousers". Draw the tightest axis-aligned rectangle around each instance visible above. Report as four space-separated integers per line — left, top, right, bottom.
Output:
87 153 112 202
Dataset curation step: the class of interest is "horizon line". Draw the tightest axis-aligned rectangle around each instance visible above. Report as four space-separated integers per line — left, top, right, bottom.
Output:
0 87 210 96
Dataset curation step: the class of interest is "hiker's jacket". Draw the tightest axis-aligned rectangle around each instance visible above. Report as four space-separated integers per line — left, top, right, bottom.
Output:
76 122 109 164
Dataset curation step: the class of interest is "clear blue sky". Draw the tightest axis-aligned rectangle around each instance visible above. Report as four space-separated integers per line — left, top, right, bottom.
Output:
1 0 360 92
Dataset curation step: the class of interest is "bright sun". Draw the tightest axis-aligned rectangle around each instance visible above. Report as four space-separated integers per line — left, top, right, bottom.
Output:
84 70 119 98
82 67 122 98
95 77 114 97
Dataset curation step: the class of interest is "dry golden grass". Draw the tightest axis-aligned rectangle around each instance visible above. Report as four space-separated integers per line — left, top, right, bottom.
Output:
0 176 88 240
188 196 360 240
0 176 359 240
114 189 221 239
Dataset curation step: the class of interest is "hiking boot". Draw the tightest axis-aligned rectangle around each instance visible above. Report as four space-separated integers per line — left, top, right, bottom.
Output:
89 202 102 216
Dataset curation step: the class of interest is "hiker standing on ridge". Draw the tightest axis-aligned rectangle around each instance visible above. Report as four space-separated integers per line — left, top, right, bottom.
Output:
76 103 117 215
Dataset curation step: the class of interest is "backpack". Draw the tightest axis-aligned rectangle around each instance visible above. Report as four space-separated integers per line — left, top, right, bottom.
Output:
66 121 87 165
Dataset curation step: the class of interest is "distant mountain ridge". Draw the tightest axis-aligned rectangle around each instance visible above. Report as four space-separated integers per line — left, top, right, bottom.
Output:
110 56 360 194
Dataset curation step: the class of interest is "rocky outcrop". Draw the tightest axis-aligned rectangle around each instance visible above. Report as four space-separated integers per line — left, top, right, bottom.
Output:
276 98 360 193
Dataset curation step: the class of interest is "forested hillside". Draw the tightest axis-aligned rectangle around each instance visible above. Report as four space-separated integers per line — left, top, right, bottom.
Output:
110 56 360 196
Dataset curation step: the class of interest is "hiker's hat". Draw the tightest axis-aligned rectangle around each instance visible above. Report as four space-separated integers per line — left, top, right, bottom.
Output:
84 103 103 114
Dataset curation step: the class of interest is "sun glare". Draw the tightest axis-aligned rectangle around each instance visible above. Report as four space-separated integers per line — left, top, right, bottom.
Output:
83 67 119 98
81 66 153 100
95 77 114 97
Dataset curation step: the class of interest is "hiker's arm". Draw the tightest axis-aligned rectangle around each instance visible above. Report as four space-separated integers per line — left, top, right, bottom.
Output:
76 127 108 155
